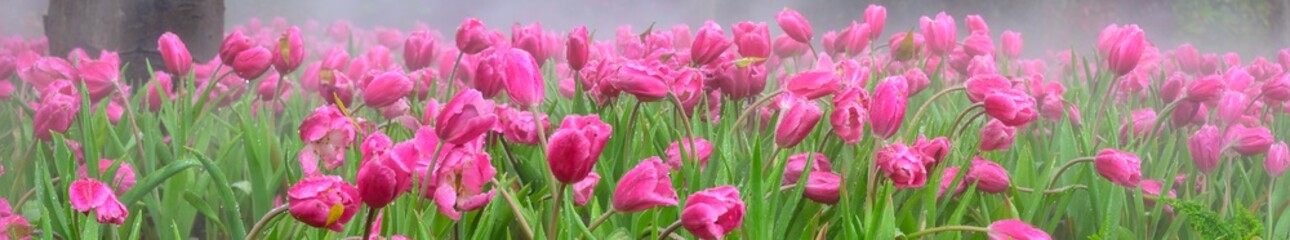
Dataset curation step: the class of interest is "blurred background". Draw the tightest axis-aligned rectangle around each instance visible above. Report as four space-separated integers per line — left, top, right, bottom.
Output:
1 0 1287 66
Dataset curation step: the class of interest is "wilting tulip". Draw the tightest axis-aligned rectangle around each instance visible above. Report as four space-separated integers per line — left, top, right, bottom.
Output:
979 119 1016 152
786 70 837 100
456 18 492 54
913 136 951 167
157 32 192 76
567 26 590 71
273 27 305 74
363 71 412 108
773 34 808 58
983 89 1038 126
680 186 746 240
988 219 1052 240
612 60 669 101
1267 142 1288 177
298 105 357 175
288 175 361 232
547 114 612 184
864 5 887 40
1001 31 1023 59
425 143 497 220
403 30 436 71
76 159 137 194
967 157 1011 193
612 157 679 213
69 178 129 225
1118 109 1157 143
19 57 76 91
219 30 253 66
775 8 813 44
573 173 600 206
1225 125 1273 156
1094 149 1142 187
870 76 908 139
1185 75 1226 102
436 90 497 145
233 47 272 79
920 12 957 56
876 143 928 189
830 86 870 144
1188 125 1223 174
783 152 833 185
665 138 714 170
1106 25 1146 76
732 21 771 59
691 21 733 66
774 96 823 148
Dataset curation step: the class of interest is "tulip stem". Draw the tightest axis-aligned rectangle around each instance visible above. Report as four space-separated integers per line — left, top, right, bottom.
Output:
947 102 985 139
586 210 616 232
1088 80 1119 148
952 110 987 142
245 205 289 240
492 178 537 239
618 101 644 164
548 183 567 240
1045 157 1096 192
1241 91 1267 117
446 51 465 96
731 90 785 131
1014 184 1089 194
906 86 966 139
902 225 989 239
657 220 684 240
360 207 378 240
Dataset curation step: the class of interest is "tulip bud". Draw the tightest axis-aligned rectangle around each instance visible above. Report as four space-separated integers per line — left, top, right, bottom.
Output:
1225 125 1274 156
1094 149 1142 187
287 175 361 232
983 89 1038 126
962 32 994 57
1187 125 1223 174
273 27 305 74
775 8 814 44
870 76 908 139
837 21 871 56
1266 141 1288 177
680 186 746 240
966 157 1011 193
783 152 833 185
1117 109 1157 144
233 47 272 80
920 12 957 56
219 30 253 66
717 63 768 101
1106 25 1146 76
965 74 1012 102
456 18 492 54
876 143 927 189
1263 74 1290 102
1001 31 1023 59
403 30 437 71
566 26 590 71
938 167 966 198
864 5 887 40
612 157 679 213
157 32 192 76
988 219 1052 240
803 172 842 204
774 95 823 149
612 60 669 101
979 119 1016 152
363 71 413 108
732 21 771 59
435 90 497 145
691 21 733 66
665 138 714 170
547 114 612 184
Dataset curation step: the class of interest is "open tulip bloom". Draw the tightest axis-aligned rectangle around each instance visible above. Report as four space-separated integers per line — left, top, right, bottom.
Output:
6 4 1290 240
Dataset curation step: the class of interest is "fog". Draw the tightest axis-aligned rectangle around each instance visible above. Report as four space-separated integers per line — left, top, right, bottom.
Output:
3 0 1288 58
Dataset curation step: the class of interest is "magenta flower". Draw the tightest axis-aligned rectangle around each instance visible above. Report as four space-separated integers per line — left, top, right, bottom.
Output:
567 26 590 71
983 89 1038 126
612 60 670 102
803 171 842 204
612 157 679 213
32 82 80 142
783 152 833 185
497 106 550 145
1117 109 1158 143
456 18 493 54
298 105 357 175
691 21 733 66
1185 75 1227 102
1225 125 1274 156
938 167 966 198
363 71 413 108
1188 125 1223 174
219 30 253 66
773 34 808 58
572 172 601 206
436 89 498 145
987 219 1052 240
665 137 714 170
497 48 545 107
774 95 823 148
1266 141 1288 178
962 31 994 57
356 134 414 209
830 86 870 144
876 143 928 189
775 8 814 44
1094 149 1142 187
547 114 612 184
287 175 360 232
1000 31 1023 59
403 30 437 71
979 119 1016 152
836 21 871 56
425 143 497 220
967 157 1011 193
965 74 1012 103
732 21 771 59
76 159 137 194
786 70 838 100
232 46 273 80
69 178 128 225
680 186 746 240
1105 25 1146 76
273 27 305 74
913 136 951 168
870 76 908 139
157 32 192 76
864 5 887 40
919 12 957 56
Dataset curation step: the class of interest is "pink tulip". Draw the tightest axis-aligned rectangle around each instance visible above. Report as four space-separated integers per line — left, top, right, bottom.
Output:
837 21 871 56
567 26 590 71
876 143 927 189
786 70 838 100
904 68 930 96
870 76 908 139
680 186 746 240
775 8 814 44
1247 57 1282 81
913 136 951 168
1175 44 1201 74
967 157 1011 193
257 72 292 101
273 27 305 74
665 138 714 170
75 60 120 102
298 105 357 175
612 60 669 101
612 157 679 212
425 143 497 220
1262 74 1290 102
474 48 513 98
774 95 823 148
436 89 497 145
920 12 957 56
1267 142 1288 177
984 89 1038 126
1185 75 1226 102
864 5 887 40
1215 91 1250 125
1094 149 1142 187
1001 31 1023 59
732 21 771 59
1160 72 1185 103
938 167 966 198
1225 125 1274 156
288 175 360 231
572 173 600 206
356 134 414 209
783 153 833 185
962 32 994 57
988 219 1052 240
456 18 493 54
1106 25 1146 76
0 199 32 238
76 159 137 194
1171 100 1208 127
511 23 548 65
965 15 990 34
1117 109 1158 144
497 106 550 145
691 21 733 66
773 34 808 58
32 84 80 142
69 178 129 225
803 171 842 204
0 81 12 101
363 71 412 108
672 24 693 48
19 57 76 91
403 30 437 71
965 74 1012 102
547 114 612 184
1139 179 1176 212
830 86 870 144
219 30 253 66
157 32 192 76
979 119 1016 152
670 69 707 115
232 46 272 79
717 63 768 101
1188 125 1223 173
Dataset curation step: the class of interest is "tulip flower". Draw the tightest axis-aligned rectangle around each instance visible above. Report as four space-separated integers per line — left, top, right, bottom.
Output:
1215 91 1250 125
456 18 493 54
938 167 966 198
965 15 990 34
288 175 361 231
547 114 612 184
680 186 746 240
1185 75 1226 102
774 95 823 148
837 21 871 56
573 173 600 206
1139 179 1176 212
76 159 137 194
962 32 994 57
219 30 253 66
983 89 1038 126
783 152 833 185
988 219 1052 240
157 32 192 76
0 198 31 238
913 136 951 167
864 5 887 40
567 26 590 71
732 21 771 59
612 60 669 101
830 86 870 144
233 46 272 80
665 138 714 170
511 23 547 65
967 157 1011 193
403 30 437 71
802 172 842 204
436 89 498 145
612 157 679 213
773 34 808 58
1262 74 1290 102
1225 125 1274 156
32 85 80 142
356 134 415 209
1105 25 1146 76
979 119 1016 152
1266 142 1288 177
965 74 1012 103
497 106 550 145
273 27 305 74
876 143 928 189
425 143 496 220
1117 109 1157 144
298 105 357 175
920 12 957 56
691 21 733 66
1094 149 1142 187
69 178 129 225
775 8 813 44
1187 125 1223 174
870 76 908 139
363 71 413 108
717 63 768 101
1001 31 1023 59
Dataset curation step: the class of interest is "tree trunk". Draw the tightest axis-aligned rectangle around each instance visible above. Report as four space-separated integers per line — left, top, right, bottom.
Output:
45 0 224 86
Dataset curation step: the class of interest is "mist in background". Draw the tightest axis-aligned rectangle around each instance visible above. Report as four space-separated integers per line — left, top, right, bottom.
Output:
3 0 1288 59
